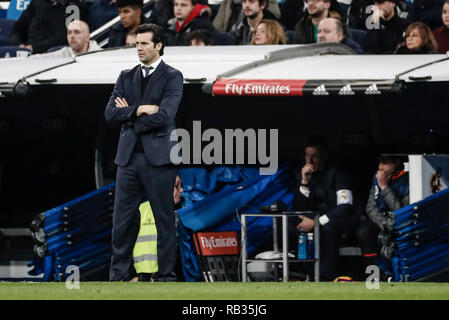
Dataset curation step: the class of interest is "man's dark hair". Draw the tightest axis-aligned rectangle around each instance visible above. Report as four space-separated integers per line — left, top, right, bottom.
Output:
259 0 268 9
245 0 267 9
135 23 165 56
378 155 405 171
116 0 143 8
185 29 213 45
305 135 330 154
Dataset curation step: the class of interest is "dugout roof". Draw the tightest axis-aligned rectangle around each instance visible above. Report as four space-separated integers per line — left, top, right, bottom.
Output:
0 43 448 97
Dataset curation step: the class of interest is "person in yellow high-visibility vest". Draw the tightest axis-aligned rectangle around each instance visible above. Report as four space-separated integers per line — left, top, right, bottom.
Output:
130 175 184 282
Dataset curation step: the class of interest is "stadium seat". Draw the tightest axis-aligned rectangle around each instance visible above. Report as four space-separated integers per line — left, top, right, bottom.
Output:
0 19 15 46
213 32 232 45
350 28 367 48
0 45 31 58
47 45 66 53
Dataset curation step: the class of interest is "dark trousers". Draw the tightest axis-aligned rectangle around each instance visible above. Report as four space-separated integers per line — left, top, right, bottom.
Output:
109 152 177 281
356 215 381 268
319 215 360 281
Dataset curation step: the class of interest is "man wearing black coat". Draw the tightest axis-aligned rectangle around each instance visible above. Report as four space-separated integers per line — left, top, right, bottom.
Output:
363 0 408 54
9 0 88 53
105 24 183 282
291 136 360 281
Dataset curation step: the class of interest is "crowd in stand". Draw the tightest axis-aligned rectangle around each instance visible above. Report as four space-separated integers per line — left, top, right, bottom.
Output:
3 0 449 56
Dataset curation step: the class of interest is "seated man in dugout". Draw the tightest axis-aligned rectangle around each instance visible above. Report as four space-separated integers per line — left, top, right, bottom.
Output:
290 136 360 281
356 155 409 278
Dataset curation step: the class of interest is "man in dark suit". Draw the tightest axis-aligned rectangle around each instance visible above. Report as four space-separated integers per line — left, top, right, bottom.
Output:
105 23 184 282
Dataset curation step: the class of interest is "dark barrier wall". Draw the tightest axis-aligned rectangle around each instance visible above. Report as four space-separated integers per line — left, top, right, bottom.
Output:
0 81 448 227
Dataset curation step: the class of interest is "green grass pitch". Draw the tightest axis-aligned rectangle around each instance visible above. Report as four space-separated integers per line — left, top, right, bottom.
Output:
1 282 449 300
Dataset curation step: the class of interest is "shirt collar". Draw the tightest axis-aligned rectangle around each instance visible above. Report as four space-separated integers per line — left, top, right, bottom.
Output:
141 58 162 77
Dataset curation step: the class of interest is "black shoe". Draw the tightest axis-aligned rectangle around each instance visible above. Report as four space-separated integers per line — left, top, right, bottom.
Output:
138 273 153 282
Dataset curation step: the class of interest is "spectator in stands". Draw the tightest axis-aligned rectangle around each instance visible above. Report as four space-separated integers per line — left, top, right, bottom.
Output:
317 18 364 53
407 0 445 31
250 19 286 45
363 0 408 54
228 0 277 45
186 29 213 45
291 136 360 281
433 0 449 54
394 22 439 54
165 0 215 46
8 0 88 54
108 0 145 47
356 155 409 273
293 0 349 44
88 0 118 32
30 20 102 58
213 0 280 33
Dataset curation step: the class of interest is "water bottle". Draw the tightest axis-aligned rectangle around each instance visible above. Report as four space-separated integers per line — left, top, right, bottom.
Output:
297 233 307 260
306 233 315 259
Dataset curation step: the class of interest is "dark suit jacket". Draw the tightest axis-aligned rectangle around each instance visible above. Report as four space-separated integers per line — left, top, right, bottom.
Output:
104 60 183 167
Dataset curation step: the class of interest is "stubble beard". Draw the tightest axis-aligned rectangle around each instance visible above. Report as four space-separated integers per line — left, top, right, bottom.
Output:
309 8 324 19
247 10 260 20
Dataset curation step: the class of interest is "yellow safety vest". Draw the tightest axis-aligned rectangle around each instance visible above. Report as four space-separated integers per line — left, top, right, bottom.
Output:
132 201 158 273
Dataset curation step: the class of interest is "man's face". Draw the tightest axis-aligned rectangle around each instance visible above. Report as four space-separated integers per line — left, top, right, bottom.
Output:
373 1 395 18
378 162 397 178
318 19 343 43
174 0 194 22
307 0 330 18
67 21 90 53
173 176 184 205
304 146 325 172
119 6 141 28
242 0 264 19
136 32 161 65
